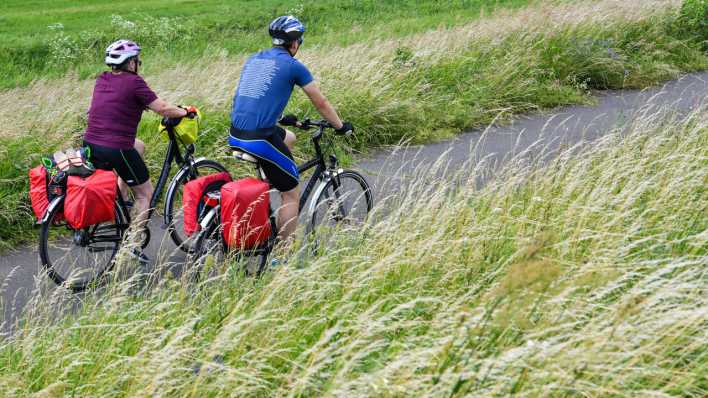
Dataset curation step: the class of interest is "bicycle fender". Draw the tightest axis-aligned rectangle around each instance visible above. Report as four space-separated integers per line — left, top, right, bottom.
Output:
172 157 208 186
163 157 208 225
41 196 65 224
306 168 344 219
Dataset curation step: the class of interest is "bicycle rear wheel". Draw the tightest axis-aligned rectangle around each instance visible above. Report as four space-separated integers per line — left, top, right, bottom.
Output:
190 208 270 281
189 211 225 280
39 197 127 292
308 170 373 236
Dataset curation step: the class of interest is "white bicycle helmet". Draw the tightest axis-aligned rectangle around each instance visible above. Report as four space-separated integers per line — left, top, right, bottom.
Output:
105 39 141 66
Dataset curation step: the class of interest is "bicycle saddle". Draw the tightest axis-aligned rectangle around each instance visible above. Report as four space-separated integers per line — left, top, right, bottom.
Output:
232 150 258 164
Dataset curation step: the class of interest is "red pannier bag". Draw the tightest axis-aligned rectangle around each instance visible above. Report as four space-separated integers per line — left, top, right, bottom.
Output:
183 171 232 236
29 165 51 220
220 178 272 249
64 169 117 229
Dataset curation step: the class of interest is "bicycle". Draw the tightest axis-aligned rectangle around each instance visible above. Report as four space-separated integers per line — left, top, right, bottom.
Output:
190 118 374 276
38 119 227 292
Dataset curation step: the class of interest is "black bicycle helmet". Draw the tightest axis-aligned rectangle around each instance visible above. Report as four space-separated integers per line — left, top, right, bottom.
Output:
269 15 305 45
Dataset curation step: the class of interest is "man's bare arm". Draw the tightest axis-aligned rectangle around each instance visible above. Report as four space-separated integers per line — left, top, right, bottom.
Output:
301 82 343 129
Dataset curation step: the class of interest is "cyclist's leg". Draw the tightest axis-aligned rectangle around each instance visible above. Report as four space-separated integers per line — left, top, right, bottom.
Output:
85 141 152 229
273 127 299 243
262 129 300 243
85 141 124 199
282 128 296 152
229 126 300 241
133 138 146 156
117 139 145 202
278 186 299 244
228 126 300 242
107 147 151 226
130 180 154 228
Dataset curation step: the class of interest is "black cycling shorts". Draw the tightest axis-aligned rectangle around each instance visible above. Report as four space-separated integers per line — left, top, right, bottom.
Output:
83 141 150 187
229 126 299 192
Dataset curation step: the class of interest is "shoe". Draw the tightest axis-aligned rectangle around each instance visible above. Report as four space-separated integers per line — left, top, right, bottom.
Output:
269 258 287 270
130 249 151 266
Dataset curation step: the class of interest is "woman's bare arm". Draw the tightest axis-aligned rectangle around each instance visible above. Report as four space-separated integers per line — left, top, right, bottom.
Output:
147 98 188 118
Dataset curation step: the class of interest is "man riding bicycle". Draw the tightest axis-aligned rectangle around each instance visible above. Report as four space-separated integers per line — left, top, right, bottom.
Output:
82 39 196 262
229 16 353 245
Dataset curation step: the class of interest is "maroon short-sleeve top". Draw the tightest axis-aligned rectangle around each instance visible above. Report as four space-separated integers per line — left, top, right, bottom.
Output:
83 72 158 150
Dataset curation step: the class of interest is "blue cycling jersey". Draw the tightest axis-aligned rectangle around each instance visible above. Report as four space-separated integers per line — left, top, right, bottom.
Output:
230 47 314 131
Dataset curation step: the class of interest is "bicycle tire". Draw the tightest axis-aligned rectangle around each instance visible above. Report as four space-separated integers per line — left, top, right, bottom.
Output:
39 197 128 292
308 170 373 236
188 211 222 281
164 159 227 253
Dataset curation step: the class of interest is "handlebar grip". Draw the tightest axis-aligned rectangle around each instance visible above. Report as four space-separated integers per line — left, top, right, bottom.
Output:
279 114 298 126
334 122 354 136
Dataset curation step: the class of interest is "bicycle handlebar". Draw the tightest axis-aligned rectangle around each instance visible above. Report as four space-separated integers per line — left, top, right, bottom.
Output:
298 119 332 130
283 117 353 137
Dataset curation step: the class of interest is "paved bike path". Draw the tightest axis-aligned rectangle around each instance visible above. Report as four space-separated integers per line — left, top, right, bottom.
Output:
1 71 706 332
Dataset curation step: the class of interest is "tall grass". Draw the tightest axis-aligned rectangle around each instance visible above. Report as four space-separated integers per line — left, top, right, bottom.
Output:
0 0 705 248
1 101 705 396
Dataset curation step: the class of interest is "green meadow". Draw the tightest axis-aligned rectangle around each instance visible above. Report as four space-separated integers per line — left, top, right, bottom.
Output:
0 0 532 88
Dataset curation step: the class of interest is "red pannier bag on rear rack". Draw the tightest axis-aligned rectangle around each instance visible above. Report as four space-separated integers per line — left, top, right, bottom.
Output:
29 165 51 220
64 169 117 229
29 165 66 222
220 178 272 250
183 171 232 236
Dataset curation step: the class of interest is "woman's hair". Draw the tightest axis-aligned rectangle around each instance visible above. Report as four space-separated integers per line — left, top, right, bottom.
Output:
111 55 137 72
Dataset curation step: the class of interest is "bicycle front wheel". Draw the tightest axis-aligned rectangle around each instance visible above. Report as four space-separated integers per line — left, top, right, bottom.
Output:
165 159 227 253
308 170 373 236
39 197 128 292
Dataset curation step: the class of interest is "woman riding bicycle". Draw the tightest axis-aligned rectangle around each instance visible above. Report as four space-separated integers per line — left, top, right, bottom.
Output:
82 39 195 262
229 16 353 247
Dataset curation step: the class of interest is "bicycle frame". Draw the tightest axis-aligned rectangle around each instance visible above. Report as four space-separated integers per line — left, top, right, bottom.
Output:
296 125 342 212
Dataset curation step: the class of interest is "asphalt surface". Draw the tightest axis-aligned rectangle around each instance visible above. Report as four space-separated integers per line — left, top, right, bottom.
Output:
1 71 706 332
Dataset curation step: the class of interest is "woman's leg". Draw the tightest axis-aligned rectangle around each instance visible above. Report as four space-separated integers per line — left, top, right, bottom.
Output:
130 180 154 229
133 138 146 156
117 139 146 202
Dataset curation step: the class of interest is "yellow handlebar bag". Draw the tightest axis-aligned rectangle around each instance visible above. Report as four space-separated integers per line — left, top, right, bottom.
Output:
160 109 202 145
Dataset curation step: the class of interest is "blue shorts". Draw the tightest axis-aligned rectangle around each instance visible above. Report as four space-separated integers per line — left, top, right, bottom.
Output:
228 126 299 192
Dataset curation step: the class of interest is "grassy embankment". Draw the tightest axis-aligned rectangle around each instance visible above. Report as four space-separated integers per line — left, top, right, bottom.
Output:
0 0 706 249
1 100 705 396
